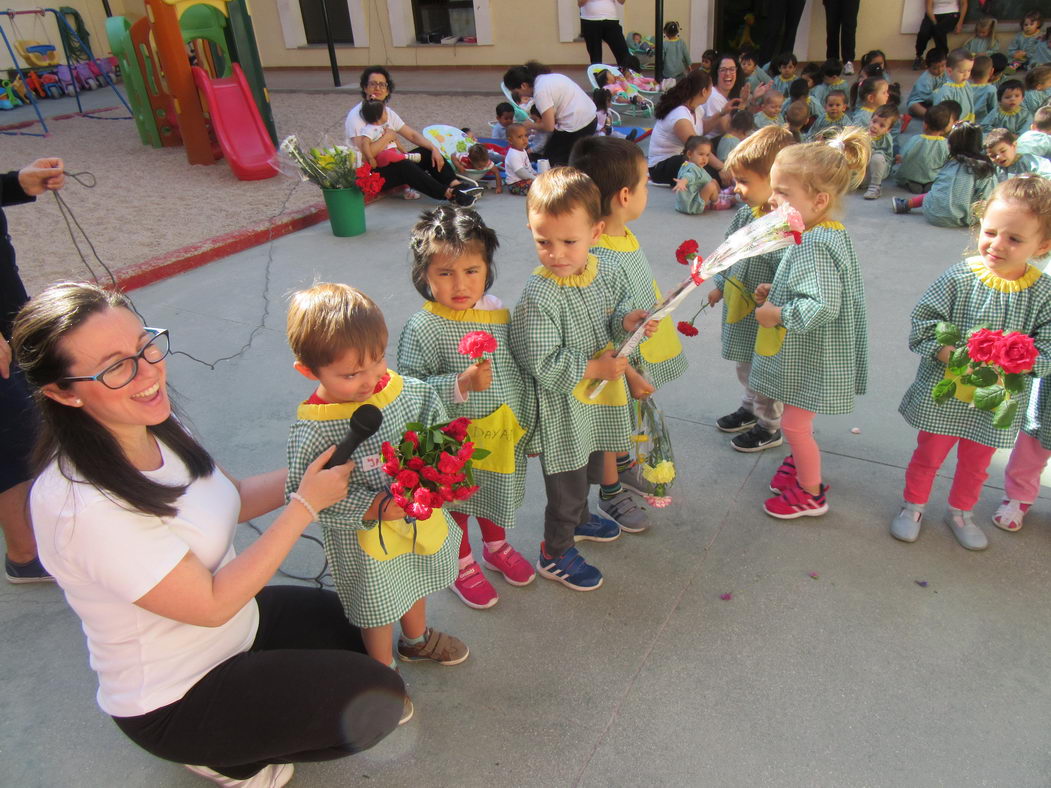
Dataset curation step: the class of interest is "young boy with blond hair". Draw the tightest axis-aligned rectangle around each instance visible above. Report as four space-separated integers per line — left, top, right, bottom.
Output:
509 167 656 591
284 283 466 694
707 125 797 452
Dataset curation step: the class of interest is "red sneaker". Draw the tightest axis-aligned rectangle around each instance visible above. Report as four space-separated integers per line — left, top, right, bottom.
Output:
769 455 796 493
764 481 829 519
451 562 498 609
481 542 536 586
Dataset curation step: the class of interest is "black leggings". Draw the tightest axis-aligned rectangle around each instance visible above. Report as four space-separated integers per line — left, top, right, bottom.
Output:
543 118 598 166
113 586 404 781
580 18 630 68
375 147 458 201
915 12 959 58
824 0 861 62
649 155 686 185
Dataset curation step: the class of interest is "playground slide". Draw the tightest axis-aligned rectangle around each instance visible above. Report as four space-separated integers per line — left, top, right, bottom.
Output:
191 63 277 180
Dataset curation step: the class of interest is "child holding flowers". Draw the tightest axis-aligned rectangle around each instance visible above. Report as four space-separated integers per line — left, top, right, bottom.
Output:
706 125 798 453
397 206 536 610
892 176 1051 550
285 283 467 689
994 377 1051 532
750 127 871 518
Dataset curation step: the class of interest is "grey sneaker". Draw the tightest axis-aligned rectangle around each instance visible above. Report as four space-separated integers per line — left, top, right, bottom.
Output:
864 184 881 200
890 502 924 542
599 490 650 533
892 197 911 214
618 462 656 495
945 508 988 550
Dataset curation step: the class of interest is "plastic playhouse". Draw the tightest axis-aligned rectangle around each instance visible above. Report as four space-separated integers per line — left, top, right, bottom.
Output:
107 0 278 180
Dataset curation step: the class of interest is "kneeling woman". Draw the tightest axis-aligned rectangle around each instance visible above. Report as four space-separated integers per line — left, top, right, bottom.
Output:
12 283 406 786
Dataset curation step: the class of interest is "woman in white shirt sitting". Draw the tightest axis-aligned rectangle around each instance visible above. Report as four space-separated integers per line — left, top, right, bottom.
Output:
503 61 598 165
647 69 713 184
13 283 405 787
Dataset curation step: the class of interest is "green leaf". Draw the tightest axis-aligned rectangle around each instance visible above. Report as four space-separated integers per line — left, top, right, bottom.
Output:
399 441 413 455
973 385 1006 411
471 448 491 461
932 379 956 405
1003 373 1027 394
404 422 425 432
969 366 998 387
949 347 971 368
992 399 1019 429
935 322 961 346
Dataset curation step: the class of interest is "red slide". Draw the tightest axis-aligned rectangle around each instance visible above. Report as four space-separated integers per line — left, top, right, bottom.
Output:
192 63 278 180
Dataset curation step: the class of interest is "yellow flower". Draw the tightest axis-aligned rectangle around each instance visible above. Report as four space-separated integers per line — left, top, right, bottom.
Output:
641 460 675 485
631 434 649 443
315 153 337 170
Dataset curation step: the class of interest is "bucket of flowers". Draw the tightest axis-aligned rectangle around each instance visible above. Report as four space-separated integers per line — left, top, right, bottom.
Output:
631 398 676 507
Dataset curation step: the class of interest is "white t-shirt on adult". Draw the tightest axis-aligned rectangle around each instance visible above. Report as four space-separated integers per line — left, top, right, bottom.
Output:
931 0 959 14
698 89 730 130
532 73 597 133
32 442 259 718
345 102 405 142
579 0 621 20
648 105 696 166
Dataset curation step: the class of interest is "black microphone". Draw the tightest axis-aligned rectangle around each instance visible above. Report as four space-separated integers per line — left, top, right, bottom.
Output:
324 404 383 468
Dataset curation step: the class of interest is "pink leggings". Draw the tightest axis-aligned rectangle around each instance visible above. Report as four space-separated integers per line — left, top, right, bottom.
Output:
903 431 997 511
782 405 821 490
450 511 506 559
1003 432 1051 504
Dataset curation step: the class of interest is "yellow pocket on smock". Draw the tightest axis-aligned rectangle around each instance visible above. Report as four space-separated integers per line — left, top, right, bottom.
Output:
573 344 629 406
942 368 976 403
723 276 755 324
639 280 683 364
357 510 448 561
755 325 787 356
466 403 525 474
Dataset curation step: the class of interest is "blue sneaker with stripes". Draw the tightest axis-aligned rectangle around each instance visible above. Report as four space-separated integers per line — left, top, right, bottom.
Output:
573 512 621 542
536 544 603 591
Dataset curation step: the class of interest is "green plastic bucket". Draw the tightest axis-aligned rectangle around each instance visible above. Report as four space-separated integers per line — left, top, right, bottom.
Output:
322 188 366 237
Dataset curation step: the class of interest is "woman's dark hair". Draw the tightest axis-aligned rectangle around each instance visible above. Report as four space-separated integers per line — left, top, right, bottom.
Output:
715 53 746 99
948 121 995 179
654 68 712 119
663 20 680 38
503 61 550 92
359 66 394 100
360 99 384 124
11 283 215 518
409 206 498 300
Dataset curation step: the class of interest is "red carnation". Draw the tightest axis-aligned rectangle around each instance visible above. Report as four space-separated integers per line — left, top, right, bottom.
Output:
389 481 404 497
406 501 433 520
381 459 401 477
393 493 410 509
396 469 419 489
438 485 454 502
676 239 699 265
457 441 475 461
452 484 480 501
442 417 471 442
967 329 1004 363
790 230 802 245
381 441 397 462
420 466 441 482
438 452 464 474
458 330 499 359
993 332 1038 374
403 430 420 448
677 321 699 337
407 457 425 471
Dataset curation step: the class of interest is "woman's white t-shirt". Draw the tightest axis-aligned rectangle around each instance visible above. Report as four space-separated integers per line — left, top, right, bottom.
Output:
579 0 620 20
648 105 696 165
32 442 259 717
532 73 597 133
345 101 405 142
931 0 960 14
698 88 730 130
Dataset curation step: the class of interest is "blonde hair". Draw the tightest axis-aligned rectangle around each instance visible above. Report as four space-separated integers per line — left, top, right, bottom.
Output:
773 126 872 209
525 166 603 224
975 175 1051 241
724 124 797 179
286 282 387 372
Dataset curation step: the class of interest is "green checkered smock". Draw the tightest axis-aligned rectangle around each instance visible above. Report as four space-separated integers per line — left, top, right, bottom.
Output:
285 373 458 627
746 67 772 92
980 106 1031 135
396 301 533 528
899 259 1051 449
806 113 850 140
674 161 712 215
1016 129 1051 158
749 222 868 414
972 83 998 119
963 35 1000 54
811 78 847 110
852 106 874 128
921 160 996 228
1023 377 1051 448
713 205 784 363
871 131 894 162
754 111 782 129
906 70 946 108
932 81 975 122
1023 86 1051 117
894 134 948 188
592 230 688 390
771 75 794 97
510 255 633 475
997 152 1051 181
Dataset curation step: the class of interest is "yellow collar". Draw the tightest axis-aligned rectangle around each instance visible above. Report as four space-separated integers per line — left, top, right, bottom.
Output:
1000 106 1022 115
829 79 845 87
423 300 509 324
872 132 887 140
534 254 598 286
968 258 1043 292
805 220 846 233
297 371 404 421
824 113 845 123
751 205 768 218
920 133 945 140
945 81 965 88
596 228 639 253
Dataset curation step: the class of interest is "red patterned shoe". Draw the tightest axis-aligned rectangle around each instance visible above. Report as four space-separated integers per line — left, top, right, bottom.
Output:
481 542 536 586
764 481 829 519
451 562 498 609
769 455 797 493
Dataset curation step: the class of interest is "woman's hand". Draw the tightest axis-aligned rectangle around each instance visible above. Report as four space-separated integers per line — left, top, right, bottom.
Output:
755 301 782 328
294 446 355 514
430 146 445 171
754 283 772 305
18 158 64 196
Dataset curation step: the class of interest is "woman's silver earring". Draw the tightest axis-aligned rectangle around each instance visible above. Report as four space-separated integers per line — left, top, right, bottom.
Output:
74 399 83 406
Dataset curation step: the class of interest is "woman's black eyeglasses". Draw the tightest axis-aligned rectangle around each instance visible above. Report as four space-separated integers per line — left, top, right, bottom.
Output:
60 328 170 390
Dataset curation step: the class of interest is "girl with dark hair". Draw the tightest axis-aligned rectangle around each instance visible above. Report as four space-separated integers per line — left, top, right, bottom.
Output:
648 68 713 184
12 283 404 785
502 61 597 165
345 66 479 205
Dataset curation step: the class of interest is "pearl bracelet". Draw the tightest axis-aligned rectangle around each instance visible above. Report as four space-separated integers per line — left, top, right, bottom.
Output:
289 492 318 522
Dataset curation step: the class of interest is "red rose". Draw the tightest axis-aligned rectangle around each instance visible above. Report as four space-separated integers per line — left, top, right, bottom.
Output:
396 469 419 489
675 239 699 265
420 465 441 482
677 321 699 337
457 441 475 461
406 501 432 520
393 493 410 509
438 485 454 502
967 329 1004 363
389 481 404 497
438 452 464 474
407 457 425 471
458 330 499 359
452 484 479 501
403 430 420 448
993 332 1038 374
381 459 401 477
442 417 471 442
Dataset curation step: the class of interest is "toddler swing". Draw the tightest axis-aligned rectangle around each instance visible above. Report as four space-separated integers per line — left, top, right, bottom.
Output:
499 80 533 123
8 10 59 67
422 124 498 189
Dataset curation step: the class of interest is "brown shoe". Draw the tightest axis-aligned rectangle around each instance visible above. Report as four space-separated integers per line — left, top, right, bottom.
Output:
397 627 469 665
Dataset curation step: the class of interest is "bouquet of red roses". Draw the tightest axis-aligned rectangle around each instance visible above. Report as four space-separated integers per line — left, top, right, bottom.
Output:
380 417 491 520
931 322 1039 428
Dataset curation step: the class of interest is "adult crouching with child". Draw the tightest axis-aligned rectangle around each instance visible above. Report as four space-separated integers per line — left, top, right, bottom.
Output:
12 283 406 787
503 61 597 166
648 69 712 185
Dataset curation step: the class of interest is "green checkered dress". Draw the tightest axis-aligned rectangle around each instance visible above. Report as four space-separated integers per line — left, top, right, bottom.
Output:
871 131 894 162
713 205 785 363
899 259 1051 449
1017 130 1051 158
592 230 688 390
921 160 996 228
285 373 458 628
996 153 1051 181
754 111 782 129
1023 87 1051 117
806 113 850 140
1023 377 1051 448
674 161 712 215
852 106 875 128
510 254 633 475
972 83 998 119
396 301 534 528
932 81 975 122
980 106 1032 135
749 222 868 414
894 134 948 188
